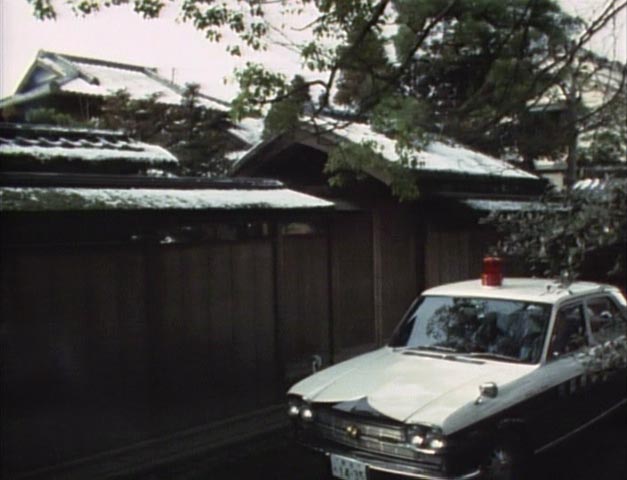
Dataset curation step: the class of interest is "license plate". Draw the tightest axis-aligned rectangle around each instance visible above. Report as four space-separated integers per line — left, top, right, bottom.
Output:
330 454 368 480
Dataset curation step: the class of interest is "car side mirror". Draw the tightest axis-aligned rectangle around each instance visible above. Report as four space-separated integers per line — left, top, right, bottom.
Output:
311 354 322 373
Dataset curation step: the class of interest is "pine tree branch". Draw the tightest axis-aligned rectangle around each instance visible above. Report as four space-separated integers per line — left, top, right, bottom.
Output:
314 0 393 115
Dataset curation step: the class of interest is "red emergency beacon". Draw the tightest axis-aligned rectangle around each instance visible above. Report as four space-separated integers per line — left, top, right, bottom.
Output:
481 256 503 287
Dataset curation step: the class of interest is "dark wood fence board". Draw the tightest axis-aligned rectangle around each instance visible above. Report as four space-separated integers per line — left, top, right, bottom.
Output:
278 235 330 379
331 213 375 352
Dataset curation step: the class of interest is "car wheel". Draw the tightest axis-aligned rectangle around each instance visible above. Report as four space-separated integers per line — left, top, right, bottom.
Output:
483 435 526 480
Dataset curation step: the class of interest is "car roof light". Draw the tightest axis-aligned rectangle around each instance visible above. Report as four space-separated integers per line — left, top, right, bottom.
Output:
481 256 503 287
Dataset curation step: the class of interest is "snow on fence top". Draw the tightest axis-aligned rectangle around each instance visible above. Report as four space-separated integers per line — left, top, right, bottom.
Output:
462 199 558 212
0 187 333 212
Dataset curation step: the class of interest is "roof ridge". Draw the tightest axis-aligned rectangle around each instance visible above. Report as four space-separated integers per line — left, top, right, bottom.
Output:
47 50 159 74
142 69 232 109
142 68 187 95
39 51 90 87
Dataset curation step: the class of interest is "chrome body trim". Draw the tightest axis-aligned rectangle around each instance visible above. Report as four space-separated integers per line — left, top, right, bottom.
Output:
534 398 627 454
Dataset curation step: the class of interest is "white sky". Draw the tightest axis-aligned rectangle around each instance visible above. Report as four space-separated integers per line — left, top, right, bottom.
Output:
1 0 625 100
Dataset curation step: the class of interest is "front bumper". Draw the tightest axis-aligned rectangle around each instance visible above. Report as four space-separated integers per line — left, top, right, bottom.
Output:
301 440 482 480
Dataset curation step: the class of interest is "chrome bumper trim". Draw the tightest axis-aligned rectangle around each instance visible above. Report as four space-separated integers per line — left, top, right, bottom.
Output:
306 443 482 480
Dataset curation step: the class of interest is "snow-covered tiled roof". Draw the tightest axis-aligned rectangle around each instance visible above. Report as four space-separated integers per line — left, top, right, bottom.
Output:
61 61 185 105
0 140 176 164
234 117 537 181
321 120 537 179
229 117 265 146
0 123 177 166
0 187 333 211
2 50 228 112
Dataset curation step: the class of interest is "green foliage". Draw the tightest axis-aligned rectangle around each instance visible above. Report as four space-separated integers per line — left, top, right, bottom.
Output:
231 63 288 121
333 14 393 110
394 0 584 152
485 182 627 280
99 85 238 176
580 130 627 165
28 0 56 20
24 107 88 127
325 138 419 200
27 1 626 197
370 95 430 167
263 75 312 139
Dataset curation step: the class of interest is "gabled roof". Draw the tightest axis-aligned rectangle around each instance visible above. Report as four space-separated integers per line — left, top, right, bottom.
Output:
0 50 229 111
233 117 539 182
0 122 177 171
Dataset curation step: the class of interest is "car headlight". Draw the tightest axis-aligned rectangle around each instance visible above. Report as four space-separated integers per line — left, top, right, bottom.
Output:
406 425 427 448
286 396 315 422
409 432 426 447
406 425 446 450
287 396 302 418
426 435 446 449
300 405 315 422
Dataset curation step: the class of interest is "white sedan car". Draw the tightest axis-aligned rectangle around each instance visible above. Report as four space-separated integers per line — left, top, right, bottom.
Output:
287 274 627 480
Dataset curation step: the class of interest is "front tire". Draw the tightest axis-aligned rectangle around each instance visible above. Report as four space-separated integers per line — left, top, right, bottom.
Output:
483 435 527 480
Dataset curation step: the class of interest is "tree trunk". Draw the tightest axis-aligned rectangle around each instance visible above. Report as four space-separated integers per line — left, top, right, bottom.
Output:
563 94 580 190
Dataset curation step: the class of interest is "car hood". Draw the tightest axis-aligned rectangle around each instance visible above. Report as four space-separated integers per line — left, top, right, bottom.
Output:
288 347 538 434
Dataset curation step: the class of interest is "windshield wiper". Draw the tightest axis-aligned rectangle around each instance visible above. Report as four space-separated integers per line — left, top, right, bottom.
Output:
398 346 486 364
460 352 522 363
410 345 458 353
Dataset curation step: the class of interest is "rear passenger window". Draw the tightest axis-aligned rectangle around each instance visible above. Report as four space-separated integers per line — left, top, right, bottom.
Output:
586 296 627 343
549 304 588 359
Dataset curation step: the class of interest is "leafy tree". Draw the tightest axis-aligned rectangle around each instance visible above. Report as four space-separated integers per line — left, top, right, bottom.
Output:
26 2 626 172
403 1 578 145
27 2 624 163
517 51 627 185
484 180 627 283
333 12 393 109
98 84 238 176
263 75 312 139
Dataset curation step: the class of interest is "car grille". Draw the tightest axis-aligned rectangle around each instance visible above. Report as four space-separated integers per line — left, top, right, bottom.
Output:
306 406 439 466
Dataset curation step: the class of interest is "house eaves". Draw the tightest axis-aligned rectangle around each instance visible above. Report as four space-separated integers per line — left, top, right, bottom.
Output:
0 83 57 109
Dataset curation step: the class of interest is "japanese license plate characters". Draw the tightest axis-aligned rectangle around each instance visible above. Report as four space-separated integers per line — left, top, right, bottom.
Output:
330 454 368 480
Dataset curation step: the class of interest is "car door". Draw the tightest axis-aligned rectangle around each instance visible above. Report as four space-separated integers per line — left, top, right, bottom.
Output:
534 301 594 450
582 294 627 417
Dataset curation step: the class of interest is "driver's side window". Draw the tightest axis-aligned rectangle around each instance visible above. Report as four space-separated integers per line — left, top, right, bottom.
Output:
549 304 588 360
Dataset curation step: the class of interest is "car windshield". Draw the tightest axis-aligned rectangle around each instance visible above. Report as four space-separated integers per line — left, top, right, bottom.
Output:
389 296 552 364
